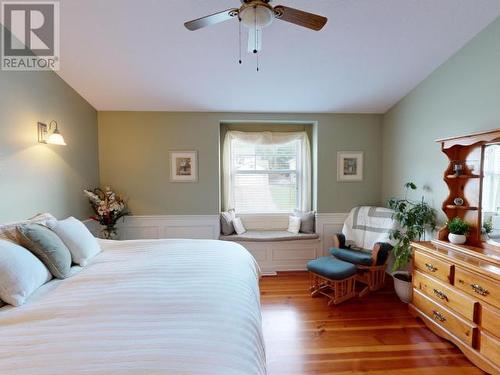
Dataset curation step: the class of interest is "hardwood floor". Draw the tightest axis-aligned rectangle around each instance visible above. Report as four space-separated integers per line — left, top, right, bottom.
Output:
260 272 486 375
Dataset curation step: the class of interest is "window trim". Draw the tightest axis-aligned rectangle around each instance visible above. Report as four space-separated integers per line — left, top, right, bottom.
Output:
222 130 312 213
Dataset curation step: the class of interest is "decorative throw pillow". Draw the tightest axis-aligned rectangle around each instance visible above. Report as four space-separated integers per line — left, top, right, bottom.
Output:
232 217 247 235
287 216 301 234
0 239 52 306
220 209 236 235
17 224 72 279
294 210 316 234
46 217 101 267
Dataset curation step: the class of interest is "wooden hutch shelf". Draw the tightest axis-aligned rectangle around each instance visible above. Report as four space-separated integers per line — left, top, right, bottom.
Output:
445 174 481 179
444 205 478 211
436 128 500 247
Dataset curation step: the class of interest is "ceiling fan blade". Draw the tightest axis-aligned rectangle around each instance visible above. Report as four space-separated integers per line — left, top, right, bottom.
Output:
184 8 239 31
248 28 263 54
273 6 327 31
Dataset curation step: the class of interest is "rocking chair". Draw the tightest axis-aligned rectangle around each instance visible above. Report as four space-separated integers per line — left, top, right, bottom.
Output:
330 206 395 297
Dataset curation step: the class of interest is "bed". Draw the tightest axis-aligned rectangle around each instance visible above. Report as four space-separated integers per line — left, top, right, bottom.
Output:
0 238 266 375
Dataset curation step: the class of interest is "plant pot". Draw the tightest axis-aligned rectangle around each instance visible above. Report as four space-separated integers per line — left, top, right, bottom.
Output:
393 271 412 303
448 233 466 244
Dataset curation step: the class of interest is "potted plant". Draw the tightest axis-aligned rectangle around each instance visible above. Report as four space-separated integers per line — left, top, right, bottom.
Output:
447 217 470 244
387 182 436 303
482 218 493 241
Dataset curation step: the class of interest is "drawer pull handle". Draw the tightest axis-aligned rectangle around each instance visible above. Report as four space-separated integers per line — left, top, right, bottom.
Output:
432 310 446 322
471 284 489 296
425 263 438 272
433 289 448 301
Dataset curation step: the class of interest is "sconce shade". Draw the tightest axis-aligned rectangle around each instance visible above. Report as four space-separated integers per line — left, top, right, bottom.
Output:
47 129 67 146
37 121 66 146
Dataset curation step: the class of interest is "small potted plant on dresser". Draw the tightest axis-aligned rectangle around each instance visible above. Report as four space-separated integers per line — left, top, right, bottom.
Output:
388 182 436 303
447 217 470 244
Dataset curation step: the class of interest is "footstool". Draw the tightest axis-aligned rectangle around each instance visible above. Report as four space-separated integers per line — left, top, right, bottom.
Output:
307 256 357 305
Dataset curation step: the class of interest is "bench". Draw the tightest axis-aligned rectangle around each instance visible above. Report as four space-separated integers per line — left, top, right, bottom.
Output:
219 214 321 275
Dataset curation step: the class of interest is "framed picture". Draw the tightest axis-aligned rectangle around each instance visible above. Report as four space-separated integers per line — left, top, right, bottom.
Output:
169 151 198 182
337 151 363 182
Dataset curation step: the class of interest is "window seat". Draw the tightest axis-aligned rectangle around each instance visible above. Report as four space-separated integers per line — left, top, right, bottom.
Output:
218 214 321 275
220 231 319 242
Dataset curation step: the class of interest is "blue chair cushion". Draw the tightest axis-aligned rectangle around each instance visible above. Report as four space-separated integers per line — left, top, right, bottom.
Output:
330 243 392 266
307 256 357 280
330 248 373 266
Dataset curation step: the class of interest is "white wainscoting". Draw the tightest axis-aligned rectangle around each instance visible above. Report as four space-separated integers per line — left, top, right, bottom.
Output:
114 215 220 240
316 213 350 255
233 238 322 275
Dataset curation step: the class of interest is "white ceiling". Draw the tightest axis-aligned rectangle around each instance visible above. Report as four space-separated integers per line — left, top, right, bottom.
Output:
57 0 500 113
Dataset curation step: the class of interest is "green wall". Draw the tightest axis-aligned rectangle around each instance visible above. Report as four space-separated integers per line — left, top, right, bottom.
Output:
382 17 500 218
3 16 498 222
0 67 99 222
98 112 383 215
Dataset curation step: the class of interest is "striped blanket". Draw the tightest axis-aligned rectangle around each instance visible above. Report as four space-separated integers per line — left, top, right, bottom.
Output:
0 239 266 375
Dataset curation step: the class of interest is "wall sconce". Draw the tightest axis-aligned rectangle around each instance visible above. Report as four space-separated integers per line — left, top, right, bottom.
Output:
37 121 67 146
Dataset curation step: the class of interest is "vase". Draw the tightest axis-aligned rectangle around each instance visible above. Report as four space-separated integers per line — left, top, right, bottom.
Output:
393 271 412 303
101 225 118 240
448 233 466 244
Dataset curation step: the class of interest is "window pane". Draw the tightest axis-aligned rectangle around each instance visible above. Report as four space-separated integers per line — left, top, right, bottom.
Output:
231 138 301 213
233 140 299 171
234 173 297 213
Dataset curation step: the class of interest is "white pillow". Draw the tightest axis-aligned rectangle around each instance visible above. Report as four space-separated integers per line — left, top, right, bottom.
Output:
46 217 101 266
0 239 52 306
232 217 247 235
287 216 301 234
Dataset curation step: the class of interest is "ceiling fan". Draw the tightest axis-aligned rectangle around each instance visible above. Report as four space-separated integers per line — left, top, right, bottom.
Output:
184 0 328 57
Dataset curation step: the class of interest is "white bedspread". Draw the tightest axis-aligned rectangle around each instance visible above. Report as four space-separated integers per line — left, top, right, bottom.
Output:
0 239 266 375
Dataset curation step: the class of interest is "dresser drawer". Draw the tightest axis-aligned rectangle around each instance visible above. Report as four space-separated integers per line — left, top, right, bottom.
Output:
480 331 500 365
481 303 500 336
413 289 476 346
414 251 453 283
413 270 477 321
455 268 500 309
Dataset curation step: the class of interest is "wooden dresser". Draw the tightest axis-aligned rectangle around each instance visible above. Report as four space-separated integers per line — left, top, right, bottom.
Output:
410 240 500 374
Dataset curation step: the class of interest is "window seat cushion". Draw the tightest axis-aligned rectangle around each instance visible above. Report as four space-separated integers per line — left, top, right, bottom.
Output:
220 230 319 242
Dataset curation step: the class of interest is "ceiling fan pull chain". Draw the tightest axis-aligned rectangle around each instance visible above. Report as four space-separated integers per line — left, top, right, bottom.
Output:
255 7 260 72
238 17 242 64
253 6 258 54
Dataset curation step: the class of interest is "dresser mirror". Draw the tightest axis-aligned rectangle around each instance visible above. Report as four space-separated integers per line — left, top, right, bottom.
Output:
481 143 500 246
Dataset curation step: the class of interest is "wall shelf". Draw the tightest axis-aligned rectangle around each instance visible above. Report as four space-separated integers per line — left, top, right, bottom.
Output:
444 205 478 211
445 174 481 179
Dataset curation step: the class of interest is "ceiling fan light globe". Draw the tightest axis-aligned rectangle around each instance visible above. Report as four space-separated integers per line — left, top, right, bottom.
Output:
240 5 274 29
